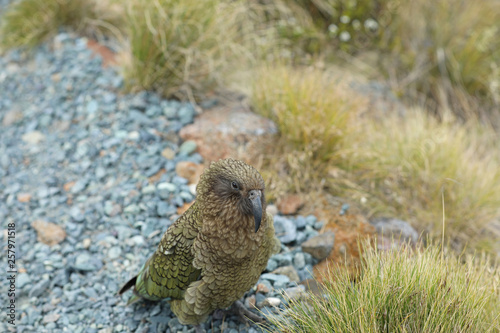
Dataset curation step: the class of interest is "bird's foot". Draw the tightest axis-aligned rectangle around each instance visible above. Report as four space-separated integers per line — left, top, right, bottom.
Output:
230 300 265 324
194 324 206 333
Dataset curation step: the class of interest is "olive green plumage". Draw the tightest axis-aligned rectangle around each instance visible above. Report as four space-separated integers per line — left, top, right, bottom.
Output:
118 158 281 325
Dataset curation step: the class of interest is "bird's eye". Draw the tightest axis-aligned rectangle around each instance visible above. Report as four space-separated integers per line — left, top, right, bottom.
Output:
231 181 239 190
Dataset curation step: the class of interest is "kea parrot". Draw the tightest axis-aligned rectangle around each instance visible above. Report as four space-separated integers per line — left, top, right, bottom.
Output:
118 158 281 329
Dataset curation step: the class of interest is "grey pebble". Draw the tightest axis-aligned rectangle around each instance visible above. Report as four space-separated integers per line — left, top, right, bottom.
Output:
29 279 50 298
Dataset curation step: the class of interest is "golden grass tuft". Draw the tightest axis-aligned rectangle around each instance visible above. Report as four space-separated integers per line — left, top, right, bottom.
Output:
0 0 124 51
267 243 500 332
252 64 500 255
121 0 260 100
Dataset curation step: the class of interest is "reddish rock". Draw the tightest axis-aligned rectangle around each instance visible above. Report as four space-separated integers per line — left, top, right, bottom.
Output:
87 40 117 67
256 283 270 294
312 212 376 282
63 181 76 192
31 220 66 246
179 104 277 162
277 194 304 215
175 161 204 185
17 193 31 203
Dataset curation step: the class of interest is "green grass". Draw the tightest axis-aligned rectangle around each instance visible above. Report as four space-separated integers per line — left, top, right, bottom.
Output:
347 110 500 253
0 0 123 51
251 65 500 255
121 0 257 100
266 243 500 332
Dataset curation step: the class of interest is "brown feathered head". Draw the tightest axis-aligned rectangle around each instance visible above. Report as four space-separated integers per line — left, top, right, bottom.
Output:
196 159 266 233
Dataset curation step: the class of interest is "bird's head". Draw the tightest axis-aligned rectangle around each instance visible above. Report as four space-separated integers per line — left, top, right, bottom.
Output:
196 158 266 233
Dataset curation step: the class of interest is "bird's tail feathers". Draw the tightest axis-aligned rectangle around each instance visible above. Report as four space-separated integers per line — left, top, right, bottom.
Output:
118 275 137 295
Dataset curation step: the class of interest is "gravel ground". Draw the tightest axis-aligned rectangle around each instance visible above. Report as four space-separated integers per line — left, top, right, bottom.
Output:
0 33 324 333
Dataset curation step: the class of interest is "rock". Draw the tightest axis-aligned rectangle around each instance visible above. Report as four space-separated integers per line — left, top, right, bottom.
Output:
157 182 176 192
178 140 197 155
17 273 31 289
29 279 50 298
175 161 204 185
17 193 32 202
179 104 277 162
43 313 60 324
74 252 103 271
271 266 300 283
161 147 176 160
2 108 23 126
260 273 290 285
274 215 297 244
277 194 304 215
370 217 418 244
31 220 66 246
107 246 122 260
256 283 270 294
260 297 281 308
124 204 140 214
293 252 306 270
301 231 335 261
283 285 307 300
22 130 46 144
266 258 278 272
70 206 85 222
245 295 256 309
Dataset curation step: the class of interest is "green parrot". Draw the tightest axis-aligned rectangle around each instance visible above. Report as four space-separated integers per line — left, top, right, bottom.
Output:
118 158 281 328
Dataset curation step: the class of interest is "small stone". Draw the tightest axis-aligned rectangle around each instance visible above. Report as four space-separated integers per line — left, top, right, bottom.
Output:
274 215 297 244
70 206 85 222
128 131 140 141
108 246 122 259
71 179 88 194
2 109 23 126
266 259 278 272
271 265 300 283
178 140 197 155
245 295 256 309
175 161 204 185
74 252 103 271
31 220 66 246
260 273 290 284
29 279 50 298
157 202 175 217
301 231 335 261
86 100 99 113
82 238 91 249
277 194 303 215
284 285 307 300
261 297 281 308
370 217 419 244
157 182 177 192
141 185 156 195
43 313 60 324
161 147 176 160
256 283 270 294
17 273 31 288
293 252 306 270
22 130 45 144
17 193 31 202
124 204 140 214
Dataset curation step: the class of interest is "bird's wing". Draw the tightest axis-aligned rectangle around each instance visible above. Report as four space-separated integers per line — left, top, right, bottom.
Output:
133 203 203 301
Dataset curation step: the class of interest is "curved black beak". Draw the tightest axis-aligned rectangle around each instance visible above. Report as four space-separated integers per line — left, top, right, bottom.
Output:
249 190 262 233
